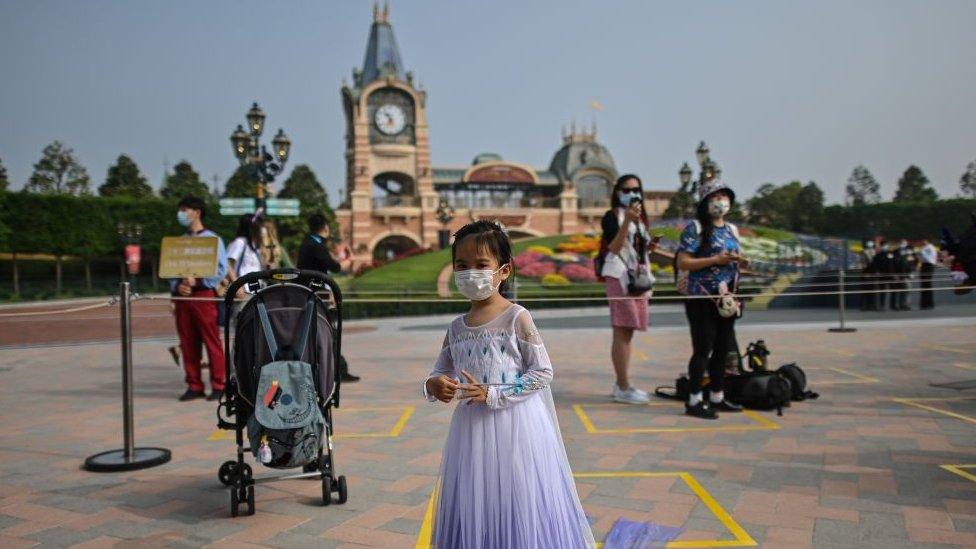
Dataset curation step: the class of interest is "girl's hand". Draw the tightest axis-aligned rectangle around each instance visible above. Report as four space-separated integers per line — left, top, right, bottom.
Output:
458 370 488 405
713 252 733 266
623 202 642 224
426 375 459 403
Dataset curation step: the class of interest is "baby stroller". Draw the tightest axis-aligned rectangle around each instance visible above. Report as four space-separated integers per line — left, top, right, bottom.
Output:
215 268 347 516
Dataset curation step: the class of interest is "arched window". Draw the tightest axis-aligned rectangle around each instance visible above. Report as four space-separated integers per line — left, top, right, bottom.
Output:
373 172 417 207
576 174 611 208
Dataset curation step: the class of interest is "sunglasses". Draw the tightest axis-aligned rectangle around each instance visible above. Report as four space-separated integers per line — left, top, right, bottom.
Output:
620 187 641 195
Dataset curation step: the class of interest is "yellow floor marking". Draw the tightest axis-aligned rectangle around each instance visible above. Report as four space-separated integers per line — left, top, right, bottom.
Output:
893 397 976 425
416 471 756 548
207 405 415 440
808 366 879 385
954 362 976 370
415 483 438 548
924 344 972 354
572 403 780 434
940 464 976 484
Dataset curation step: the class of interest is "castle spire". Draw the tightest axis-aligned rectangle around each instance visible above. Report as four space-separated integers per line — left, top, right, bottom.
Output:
359 2 405 85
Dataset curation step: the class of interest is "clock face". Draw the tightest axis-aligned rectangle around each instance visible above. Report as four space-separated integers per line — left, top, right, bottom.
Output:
375 104 406 135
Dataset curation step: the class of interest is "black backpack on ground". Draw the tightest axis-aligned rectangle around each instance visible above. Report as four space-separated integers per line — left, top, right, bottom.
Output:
776 362 819 401
655 372 791 416
724 372 791 416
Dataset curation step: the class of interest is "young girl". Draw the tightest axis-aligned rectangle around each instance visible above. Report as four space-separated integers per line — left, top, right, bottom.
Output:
676 179 749 419
423 220 595 548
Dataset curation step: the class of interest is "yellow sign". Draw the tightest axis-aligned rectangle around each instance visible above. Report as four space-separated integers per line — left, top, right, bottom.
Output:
158 236 219 278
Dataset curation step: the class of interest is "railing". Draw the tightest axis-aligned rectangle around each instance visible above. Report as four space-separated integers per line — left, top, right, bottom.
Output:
444 196 561 209
372 195 420 209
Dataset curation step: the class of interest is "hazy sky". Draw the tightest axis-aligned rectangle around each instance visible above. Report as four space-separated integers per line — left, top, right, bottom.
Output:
2 0 974 204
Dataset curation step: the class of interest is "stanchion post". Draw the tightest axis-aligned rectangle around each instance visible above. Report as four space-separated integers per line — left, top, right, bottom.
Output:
84 282 172 472
121 280 134 460
828 269 857 333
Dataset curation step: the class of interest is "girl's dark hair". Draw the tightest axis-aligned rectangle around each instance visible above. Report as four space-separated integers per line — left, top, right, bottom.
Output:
610 174 649 224
694 189 734 257
235 214 261 245
451 220 513 292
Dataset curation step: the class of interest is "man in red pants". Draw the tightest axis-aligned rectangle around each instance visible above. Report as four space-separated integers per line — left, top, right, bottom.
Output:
171 196 228 402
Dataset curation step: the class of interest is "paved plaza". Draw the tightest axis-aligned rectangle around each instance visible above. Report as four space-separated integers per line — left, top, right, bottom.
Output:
1 303 975 548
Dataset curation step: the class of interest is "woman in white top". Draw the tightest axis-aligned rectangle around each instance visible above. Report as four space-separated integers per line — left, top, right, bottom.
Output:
597 174 657 404
226 214 265 286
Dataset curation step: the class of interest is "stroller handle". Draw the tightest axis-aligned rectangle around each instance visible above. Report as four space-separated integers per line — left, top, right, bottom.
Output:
223 268 344 308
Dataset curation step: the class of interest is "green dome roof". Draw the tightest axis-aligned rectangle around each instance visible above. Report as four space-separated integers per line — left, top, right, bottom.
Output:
472 153 503 165
548 139 617 183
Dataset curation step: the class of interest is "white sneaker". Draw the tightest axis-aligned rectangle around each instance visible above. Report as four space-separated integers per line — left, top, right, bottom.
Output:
612 385 650 404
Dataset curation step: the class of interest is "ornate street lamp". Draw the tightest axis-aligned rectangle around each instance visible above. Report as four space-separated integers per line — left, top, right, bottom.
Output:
230 125 250 162
246 102 266 137
678 162 692 186
229 102 289 208
695 141 710 166
436 199 456 250
272 128 291 163
676 142 721 217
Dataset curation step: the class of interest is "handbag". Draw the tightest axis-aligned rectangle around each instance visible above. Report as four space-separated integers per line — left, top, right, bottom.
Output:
626 229 655 296
627 264 655 295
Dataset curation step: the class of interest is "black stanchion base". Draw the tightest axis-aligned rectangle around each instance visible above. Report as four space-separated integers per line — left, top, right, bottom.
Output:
84 448 171 472
827 327 858 333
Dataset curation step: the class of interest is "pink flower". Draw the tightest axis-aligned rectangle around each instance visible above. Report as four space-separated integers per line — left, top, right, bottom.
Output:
520 261 557 278
559 263 598 282
514 251 544 269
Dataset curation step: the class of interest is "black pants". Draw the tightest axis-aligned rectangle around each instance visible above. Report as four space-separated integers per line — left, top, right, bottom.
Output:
685 299 734 395
860 273 876 310
920 263 935 309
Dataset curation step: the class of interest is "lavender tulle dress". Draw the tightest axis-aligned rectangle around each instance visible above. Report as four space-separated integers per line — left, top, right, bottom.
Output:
423 304 595 548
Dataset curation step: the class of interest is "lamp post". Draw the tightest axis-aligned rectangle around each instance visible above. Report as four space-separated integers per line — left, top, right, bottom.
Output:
436 199 456 250
676 141 721 217
229 102 291 210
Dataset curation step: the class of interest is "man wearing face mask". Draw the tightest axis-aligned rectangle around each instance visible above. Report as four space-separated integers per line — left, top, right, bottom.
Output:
869 240 895 311
859 240 878 311
894 240 917 311
170 196 229 401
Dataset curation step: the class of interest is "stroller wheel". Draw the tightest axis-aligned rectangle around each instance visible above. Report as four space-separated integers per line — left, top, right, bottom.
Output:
337 475 348 505
240 463 253 484
230 487 239 517
218 461 238 486
321 476 332 506
244 485 255 516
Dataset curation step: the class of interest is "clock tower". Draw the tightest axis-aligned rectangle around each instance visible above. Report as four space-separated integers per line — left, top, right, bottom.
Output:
336 3 438 264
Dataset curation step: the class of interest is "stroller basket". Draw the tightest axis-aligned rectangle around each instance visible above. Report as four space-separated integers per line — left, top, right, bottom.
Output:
214 269 348 516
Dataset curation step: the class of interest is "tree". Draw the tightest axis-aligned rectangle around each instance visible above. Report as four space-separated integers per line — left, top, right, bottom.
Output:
0 157 9 191
276 164 338 253
845 165 880 206
26 141 91 195
161 160 209 199
222 165 258 197
662 182 695 219
893 165 937 202
99 154 153 198
745 183 791 227
960 160 976 198
792 181 825 233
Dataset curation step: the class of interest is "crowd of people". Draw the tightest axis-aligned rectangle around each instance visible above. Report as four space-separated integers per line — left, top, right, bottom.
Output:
166 196 357 402
859 237 938 311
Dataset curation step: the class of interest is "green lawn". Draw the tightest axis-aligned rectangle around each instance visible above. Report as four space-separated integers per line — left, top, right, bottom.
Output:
350 234 574 296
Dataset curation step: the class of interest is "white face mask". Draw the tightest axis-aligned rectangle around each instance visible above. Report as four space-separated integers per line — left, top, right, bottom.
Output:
455 264 507 301
708 197 731 218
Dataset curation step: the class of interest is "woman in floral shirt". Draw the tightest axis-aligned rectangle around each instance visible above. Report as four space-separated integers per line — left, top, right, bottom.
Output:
676 179 749 419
